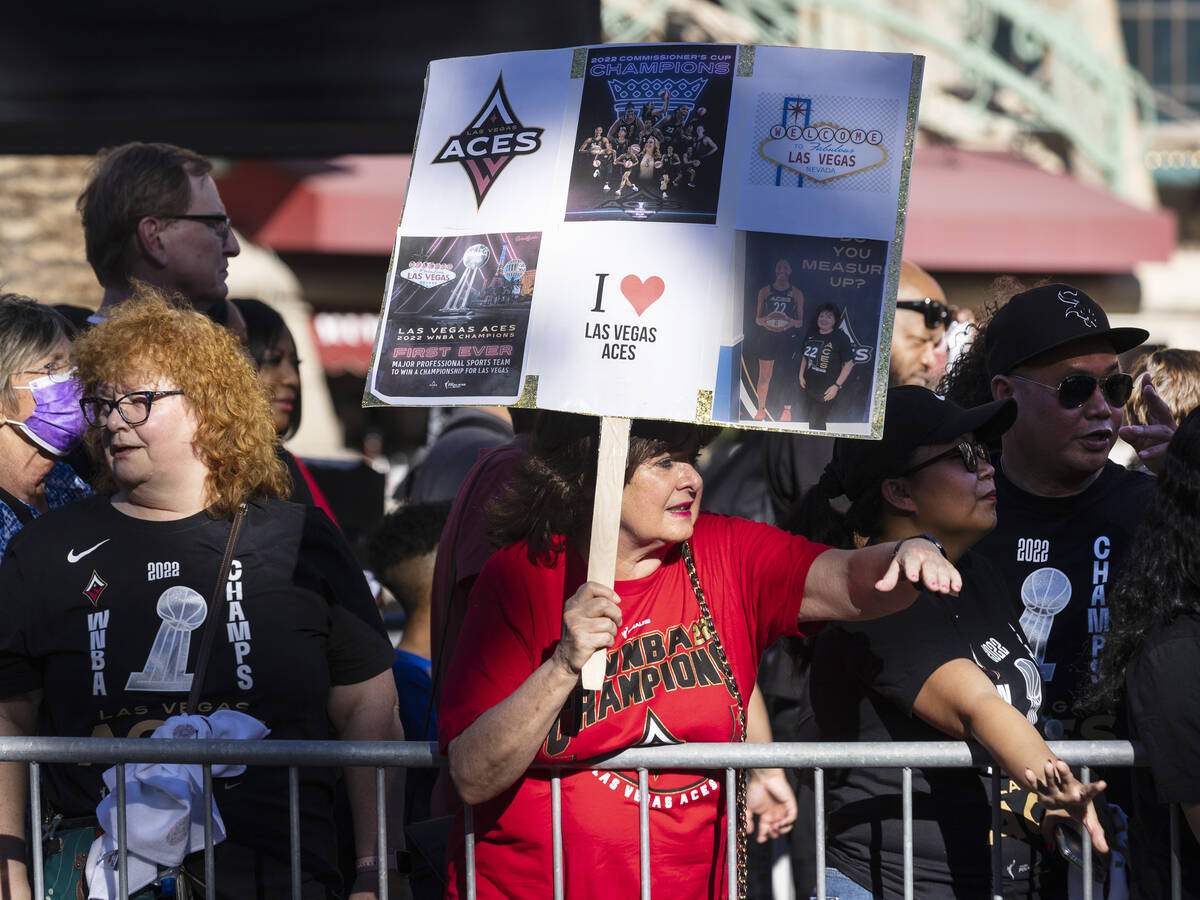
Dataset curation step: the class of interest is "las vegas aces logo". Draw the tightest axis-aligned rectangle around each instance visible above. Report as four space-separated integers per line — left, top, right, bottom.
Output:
432 74 544 207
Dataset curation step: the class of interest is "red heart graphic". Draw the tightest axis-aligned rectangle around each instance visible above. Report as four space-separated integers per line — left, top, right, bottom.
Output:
619 275 665 317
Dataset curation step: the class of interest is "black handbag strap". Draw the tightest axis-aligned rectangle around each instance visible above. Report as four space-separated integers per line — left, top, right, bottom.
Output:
0 485 35 526
187 503 247 712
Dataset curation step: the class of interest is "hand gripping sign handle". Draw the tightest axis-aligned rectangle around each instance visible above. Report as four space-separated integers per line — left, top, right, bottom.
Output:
581 416 630 691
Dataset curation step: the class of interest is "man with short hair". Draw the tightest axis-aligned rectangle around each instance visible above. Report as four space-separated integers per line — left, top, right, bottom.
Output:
76 142 243 330
960 283 1171 891
891 259 950 388
973 284 1152 725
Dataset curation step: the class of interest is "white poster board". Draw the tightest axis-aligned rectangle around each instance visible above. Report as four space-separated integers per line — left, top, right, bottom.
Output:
365 43 923 438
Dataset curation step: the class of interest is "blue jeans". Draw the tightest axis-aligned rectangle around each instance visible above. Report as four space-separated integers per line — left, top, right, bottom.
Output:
811 867 875 900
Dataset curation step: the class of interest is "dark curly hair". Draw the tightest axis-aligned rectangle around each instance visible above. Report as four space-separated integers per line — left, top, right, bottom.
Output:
782 455 911 550
938 276 1045 408
365 501 452 613
1081 407 1200 713
488 413 717 562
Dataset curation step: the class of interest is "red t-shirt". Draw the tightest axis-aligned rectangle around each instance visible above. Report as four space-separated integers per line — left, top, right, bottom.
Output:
439 513 829 899
430 440 529 706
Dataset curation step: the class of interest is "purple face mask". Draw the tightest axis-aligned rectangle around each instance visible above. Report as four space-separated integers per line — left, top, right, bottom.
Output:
7 370 88 456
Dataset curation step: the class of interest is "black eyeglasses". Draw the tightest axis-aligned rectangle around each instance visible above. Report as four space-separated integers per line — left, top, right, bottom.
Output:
144 214 233 240
902 438 990 477
80 390 184 427
1009 373 1133 409
896 297 950 330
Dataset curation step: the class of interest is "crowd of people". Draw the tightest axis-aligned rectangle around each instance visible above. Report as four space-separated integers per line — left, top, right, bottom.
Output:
0 136 1197 900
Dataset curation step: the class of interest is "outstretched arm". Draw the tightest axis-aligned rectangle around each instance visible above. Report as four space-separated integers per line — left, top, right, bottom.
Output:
913 659 1108 852
800 539 960 624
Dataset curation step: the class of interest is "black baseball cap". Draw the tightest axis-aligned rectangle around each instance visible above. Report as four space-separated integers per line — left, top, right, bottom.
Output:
985 283 1147 377
824 385 1016 501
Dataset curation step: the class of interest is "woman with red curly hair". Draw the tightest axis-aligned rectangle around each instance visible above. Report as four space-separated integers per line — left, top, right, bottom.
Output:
0 289 409 900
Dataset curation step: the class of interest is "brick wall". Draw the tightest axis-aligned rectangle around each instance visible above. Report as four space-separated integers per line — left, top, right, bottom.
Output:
0 156 98 307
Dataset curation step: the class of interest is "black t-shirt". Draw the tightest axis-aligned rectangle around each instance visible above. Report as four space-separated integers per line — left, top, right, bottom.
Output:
809 552 1058 899
280 447 316 506
761 285 799 321
0 495 394 897
972 461 1152 745
800 329 852 392
1124 613 1200 899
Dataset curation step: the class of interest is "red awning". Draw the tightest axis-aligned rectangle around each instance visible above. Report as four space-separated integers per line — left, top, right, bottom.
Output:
902 143 1176 273
219 156 413 256
219 145 1176 272
309 311 381 375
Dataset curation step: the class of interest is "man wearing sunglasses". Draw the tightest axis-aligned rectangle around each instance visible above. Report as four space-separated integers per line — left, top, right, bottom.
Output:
970 283 1161 890
75 142 245 337
892 260 951 389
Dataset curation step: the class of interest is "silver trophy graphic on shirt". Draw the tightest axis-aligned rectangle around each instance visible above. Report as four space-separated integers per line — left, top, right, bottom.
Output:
126 586 208 692
1018 566 1071 681
1012 656 1043 725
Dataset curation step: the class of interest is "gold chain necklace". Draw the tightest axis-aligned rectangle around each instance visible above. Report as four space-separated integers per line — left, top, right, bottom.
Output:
680 541 747 900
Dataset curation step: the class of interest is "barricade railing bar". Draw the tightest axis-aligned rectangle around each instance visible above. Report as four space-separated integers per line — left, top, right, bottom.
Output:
0 738 1181 900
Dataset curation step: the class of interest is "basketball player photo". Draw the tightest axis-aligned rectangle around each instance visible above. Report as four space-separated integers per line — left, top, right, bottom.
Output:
565 44 736 224
734 231 889 431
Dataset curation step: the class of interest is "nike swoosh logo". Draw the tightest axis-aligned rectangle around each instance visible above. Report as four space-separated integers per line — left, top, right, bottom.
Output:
67 539 111 563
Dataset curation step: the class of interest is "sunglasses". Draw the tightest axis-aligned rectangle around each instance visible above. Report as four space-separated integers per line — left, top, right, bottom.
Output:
896 297 950 330
141 213 233 241
1009 372 1133 409
902 438 990 477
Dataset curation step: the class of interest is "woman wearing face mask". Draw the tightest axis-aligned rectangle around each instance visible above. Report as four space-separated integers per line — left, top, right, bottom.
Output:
0 294 90 558
231 298 337 524
789 386 1108 899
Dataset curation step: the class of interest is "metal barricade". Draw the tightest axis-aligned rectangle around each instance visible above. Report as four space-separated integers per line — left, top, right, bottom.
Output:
0 738 1184 900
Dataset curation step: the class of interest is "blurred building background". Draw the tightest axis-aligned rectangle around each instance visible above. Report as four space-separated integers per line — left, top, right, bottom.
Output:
1 0 1197 468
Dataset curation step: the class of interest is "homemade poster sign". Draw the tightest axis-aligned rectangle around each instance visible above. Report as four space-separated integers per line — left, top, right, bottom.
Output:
365 42 922 437
366 44 922 687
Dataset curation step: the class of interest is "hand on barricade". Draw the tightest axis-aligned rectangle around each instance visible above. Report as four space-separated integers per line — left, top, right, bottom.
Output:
745 768 797 843
1030 758 1109 854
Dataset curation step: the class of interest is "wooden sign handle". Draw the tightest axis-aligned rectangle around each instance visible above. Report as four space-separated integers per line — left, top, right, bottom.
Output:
581 416 630 690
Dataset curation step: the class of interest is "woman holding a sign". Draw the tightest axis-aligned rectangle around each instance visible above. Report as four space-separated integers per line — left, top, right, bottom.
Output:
794 386 1107 899
439 413 961 899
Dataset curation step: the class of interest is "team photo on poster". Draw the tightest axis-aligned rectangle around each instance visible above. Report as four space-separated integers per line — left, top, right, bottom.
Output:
369 232 541 403
565 44 736 224
736 231 888 430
